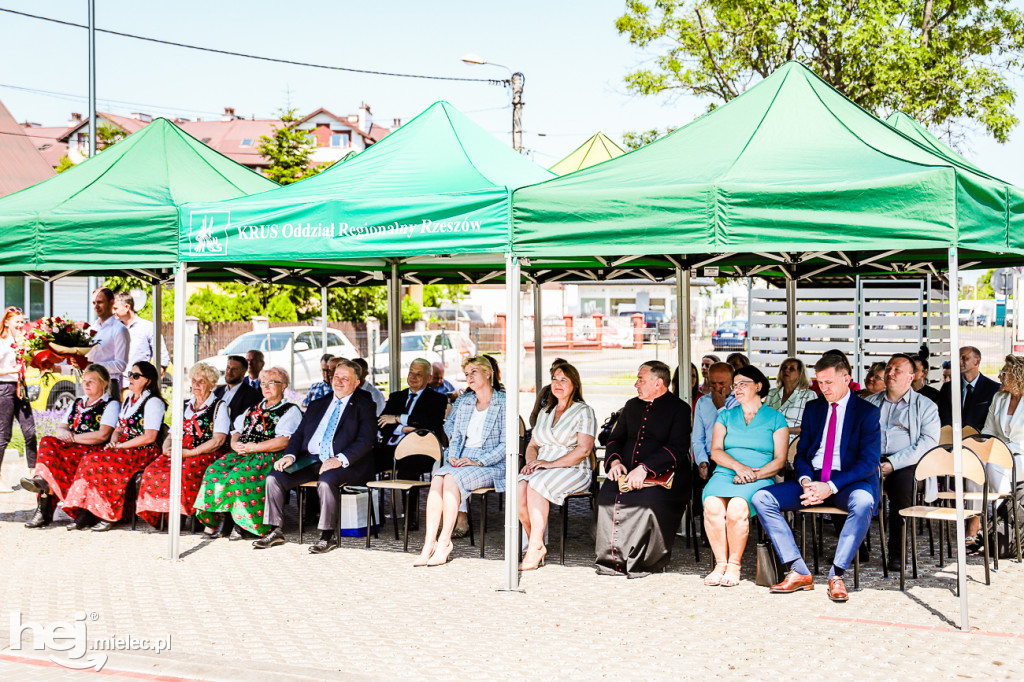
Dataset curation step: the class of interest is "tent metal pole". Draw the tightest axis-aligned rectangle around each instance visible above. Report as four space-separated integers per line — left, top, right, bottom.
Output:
533 282 543 396
502 254 522 592
948 246 969 630
168 263 188 562
87 0 96 158
320 285 329 351
786 277 797 358
676 266 691 406
388 262 401 393
153 282 162 376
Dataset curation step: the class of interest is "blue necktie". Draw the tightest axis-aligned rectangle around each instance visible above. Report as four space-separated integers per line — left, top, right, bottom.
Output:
320 398 344 459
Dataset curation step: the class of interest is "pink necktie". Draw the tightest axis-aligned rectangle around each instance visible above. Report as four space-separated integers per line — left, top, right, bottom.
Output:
821 403 838 482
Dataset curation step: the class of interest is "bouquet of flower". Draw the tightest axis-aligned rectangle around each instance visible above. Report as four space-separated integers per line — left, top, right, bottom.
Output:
19 316 98 372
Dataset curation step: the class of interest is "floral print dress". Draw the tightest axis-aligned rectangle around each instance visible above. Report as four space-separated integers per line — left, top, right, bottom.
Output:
136 398 227 527
34 396 116 501
62 394 164 522
193 400 296 536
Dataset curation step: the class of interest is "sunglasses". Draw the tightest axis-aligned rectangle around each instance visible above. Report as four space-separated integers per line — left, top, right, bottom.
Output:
5 307 23 314
127 371 145 380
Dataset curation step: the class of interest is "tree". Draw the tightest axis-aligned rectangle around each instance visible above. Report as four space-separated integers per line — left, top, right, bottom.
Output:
422 284 469 308
616 0 1024 144
55 155 75 173
257 108 322 184
976 270 996 299
96 123 126 150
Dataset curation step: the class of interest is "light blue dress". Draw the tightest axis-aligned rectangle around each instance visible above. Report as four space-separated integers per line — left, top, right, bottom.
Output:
702 405 788 516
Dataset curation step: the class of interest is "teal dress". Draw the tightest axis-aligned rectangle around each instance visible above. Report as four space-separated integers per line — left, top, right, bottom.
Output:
702 405 788 516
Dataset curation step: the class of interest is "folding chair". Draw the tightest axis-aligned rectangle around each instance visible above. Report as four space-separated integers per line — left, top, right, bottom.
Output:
936 435 1021 565
555 451 599 565
365 430 444 551
899 445 991 591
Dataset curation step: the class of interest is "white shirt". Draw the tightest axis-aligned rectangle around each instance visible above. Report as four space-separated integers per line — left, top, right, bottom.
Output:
962 374 980 406
361 382 386 416
308 393 352 466
388 389 424 446
0 334 18 381
466 406 489 448
220 381 243 407
185 393 231 435
801 390 852 494
64 396 121 429
124 315 169 376
119 389 166 430
88 315 130 379
231 401 302 438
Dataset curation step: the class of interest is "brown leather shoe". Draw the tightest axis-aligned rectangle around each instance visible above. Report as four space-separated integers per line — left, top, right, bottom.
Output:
769 570 814 593
827 576 849 602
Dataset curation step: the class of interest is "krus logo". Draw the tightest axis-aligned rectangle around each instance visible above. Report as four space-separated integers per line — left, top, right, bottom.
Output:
189 211 229 255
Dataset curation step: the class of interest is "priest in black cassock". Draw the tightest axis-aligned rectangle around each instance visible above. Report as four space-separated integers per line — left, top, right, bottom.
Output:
595 360 691 578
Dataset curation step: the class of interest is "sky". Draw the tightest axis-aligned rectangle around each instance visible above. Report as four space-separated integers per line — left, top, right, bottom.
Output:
1 0 1022 193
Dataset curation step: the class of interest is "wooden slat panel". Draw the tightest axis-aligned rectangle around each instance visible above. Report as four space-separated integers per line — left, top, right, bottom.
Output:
862 328 923 340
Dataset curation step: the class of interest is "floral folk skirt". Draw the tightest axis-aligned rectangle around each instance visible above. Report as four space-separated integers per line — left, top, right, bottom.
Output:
135 449 224 527
34 436 94 502
62 444 161 522
193 450 276 536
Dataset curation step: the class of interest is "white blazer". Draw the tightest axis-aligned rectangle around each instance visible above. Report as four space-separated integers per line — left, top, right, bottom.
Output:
981 391 1024 490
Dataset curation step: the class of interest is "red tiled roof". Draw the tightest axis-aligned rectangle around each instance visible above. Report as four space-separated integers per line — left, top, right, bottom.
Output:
365 122 391 143
0 99 54 196
177 118 281 167
21 125 70 167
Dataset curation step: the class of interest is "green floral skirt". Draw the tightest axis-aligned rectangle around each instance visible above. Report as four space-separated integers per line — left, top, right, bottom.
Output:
194 450 276 536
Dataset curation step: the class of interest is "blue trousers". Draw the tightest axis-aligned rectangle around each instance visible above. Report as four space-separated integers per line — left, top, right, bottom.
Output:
751 480 877 571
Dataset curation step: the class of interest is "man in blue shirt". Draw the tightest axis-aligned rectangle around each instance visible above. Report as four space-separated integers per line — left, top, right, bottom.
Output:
302 354 335 409
428 361 456 397
692 362 738 480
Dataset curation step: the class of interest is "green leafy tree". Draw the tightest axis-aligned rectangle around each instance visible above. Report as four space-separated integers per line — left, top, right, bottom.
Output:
616 0 1024 144
257 108 322 184
622 128 672 150
422 284 469 308
96 122 126 150
55 155 75 173
976 270 996 299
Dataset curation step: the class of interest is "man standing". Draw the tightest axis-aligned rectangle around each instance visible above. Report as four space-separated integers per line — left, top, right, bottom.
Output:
594 360 691 578
214 355 262 423
112 292 168 385
864 354 940 571
939 346 1000 430
255 359 376 554
245 350 265 389
352 357 386 416
87 287 130 396
751 353 881 603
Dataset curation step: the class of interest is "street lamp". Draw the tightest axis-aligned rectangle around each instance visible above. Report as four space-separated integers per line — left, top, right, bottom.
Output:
461 54 525 154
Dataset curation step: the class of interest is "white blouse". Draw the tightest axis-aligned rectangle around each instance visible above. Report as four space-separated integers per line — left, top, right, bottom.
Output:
465 406 489 448
0 335 18 381
119 390 167 430
64 396 121 429
186 393 232 435
231 401 302 438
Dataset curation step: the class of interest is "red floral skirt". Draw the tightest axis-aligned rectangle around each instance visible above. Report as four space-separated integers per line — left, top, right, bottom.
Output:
34 436 95 501
135 450 223 527
62 445 161 522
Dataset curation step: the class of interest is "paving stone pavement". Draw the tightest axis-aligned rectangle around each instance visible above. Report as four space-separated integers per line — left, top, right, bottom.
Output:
2 477 1024 681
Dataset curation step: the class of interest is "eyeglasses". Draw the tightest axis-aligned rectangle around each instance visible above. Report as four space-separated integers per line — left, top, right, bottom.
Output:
127 371 144 380
260 380 284 388
732 380 755 389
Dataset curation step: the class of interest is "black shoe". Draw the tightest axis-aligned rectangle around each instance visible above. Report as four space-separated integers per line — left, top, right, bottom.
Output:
309 538 338 554
887 557 904 572
90 520 114 532
25 495 55 529
20 476 50 495
252 528 285 549
216 514 235 538
68 511 96 531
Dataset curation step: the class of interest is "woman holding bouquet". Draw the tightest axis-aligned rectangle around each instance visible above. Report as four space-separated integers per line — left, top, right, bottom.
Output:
194 367 301 540
62 361 166 531
20 364 119 527
136 362 229 528
0 306 36 492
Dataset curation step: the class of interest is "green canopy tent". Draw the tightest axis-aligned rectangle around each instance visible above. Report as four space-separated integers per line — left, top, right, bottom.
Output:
0 118 276 275
884 111 987 175
510 61 1024 623
549 132 626 175
167 100 555 567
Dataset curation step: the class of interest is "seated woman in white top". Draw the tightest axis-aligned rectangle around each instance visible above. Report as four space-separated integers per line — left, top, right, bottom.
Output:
62 361 167 532
765 357 816 445
965 354 1024 543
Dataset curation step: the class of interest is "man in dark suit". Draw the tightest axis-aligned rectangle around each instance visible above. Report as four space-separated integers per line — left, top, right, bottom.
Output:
214 355 262 422
254 359 376 554
752 353 881 603
373 358 448 528
939 345 1000 430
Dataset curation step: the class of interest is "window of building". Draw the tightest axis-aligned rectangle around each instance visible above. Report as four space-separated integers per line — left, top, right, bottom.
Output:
330 133 350 148
239 138 253 147
306 133 318 146
4 276 25 311
28 279 44 319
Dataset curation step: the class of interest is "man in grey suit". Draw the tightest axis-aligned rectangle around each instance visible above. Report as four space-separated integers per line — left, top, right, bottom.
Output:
864 353 941 571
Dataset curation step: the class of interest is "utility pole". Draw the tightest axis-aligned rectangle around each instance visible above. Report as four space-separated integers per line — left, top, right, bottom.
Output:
510 72 524 153
88 0 96 157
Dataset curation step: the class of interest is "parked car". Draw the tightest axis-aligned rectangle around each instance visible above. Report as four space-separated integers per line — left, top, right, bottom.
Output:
198 327 359 391
617 310 673 339
25 367 77 414
373 330 476 386
711 319 748 351
423 307 485 324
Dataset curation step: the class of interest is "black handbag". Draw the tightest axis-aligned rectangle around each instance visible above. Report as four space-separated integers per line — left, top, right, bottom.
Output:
755 541 782 587
597 410 620 447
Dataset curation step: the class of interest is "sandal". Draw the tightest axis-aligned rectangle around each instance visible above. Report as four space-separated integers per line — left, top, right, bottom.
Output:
704 562 727 586
721 562 741 587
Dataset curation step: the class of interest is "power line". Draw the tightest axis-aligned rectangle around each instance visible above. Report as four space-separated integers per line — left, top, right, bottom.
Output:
0 82 227 118
0 7 504 84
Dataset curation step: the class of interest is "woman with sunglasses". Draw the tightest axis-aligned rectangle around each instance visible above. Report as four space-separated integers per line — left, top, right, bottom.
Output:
62 362 166 531
0 306 36 492
194 366 301 540
21 364 119 527
702 365 789 587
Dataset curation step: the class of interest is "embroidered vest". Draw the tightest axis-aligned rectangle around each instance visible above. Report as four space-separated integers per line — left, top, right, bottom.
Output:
183 399 221 450
239 401 293 444
119 395 160 442
68 397 111 435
